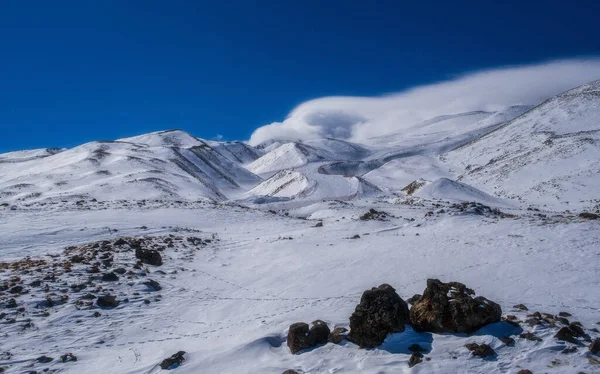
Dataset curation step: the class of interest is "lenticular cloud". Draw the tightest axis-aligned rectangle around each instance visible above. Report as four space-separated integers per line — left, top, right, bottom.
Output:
248 58 600 145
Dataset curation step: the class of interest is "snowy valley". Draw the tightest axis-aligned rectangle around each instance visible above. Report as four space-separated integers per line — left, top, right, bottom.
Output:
1 80 599 373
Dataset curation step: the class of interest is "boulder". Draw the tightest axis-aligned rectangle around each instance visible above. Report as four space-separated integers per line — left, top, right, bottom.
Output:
409 279 501 334
408 352 423 367
96 295 120 308
143 279 162 291
554 326 583 344
135 248 163 266
287 320 331 354
160 351 185 370
101 272 119 282
348 284 409 348
465 343 495 357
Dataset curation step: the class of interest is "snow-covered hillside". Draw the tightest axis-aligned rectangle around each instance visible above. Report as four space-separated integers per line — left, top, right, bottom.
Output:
0 130 263 204
443 80 600 211
1 80 600 374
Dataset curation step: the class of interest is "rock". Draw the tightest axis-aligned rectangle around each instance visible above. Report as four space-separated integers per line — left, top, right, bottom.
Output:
96 295 119 308
314 222 323 227
360 209 390 221
113 268 127 275
348 284 409 348
287 320 331 354
562 346 578 354
465 343 495 357
60 353 77 362
513 304 528 311
6 298 17 308
558 311 572 317
8 286 24 294
408 352 423 367
143 279 162 291
349 234 360 239
135 248 163 266
282 371 298 374
328 327 348 344
309 320 330 345
159 351 186 370
520 332 542 342
590 338 600 354
101 272 119 282
579 212 599 220
410 279 501 334
555 326 583 344
555 317 570 325
517 370 533 374
36 356 53 363
114 238 129 246
499 337 515 346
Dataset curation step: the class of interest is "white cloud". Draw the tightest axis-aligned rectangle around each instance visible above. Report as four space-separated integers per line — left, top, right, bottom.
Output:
248 58 600 145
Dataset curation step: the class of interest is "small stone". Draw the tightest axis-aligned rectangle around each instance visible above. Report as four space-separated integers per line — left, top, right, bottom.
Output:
499 337 515 346
36 356 53 363
408 352 423 367
101 272 119 282
143 279 161 291
282 371 298 374
96 295 119 308
160 351 185 370
60 353 77 362
558 311 572 317
520 332 542 342
517 370 533 374
562 346 578 354
513 304 528 311
9 286 24 294
465 343 495 357
135 248 163 266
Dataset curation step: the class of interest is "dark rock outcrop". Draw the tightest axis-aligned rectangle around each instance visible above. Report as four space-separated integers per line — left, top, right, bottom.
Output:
348 284 409 348
143 279 162 291
465 343 495 357
160 351 186 370
408 352 423 367
101 272 119 282
409 279 501 333
135 248 163 266
96 295 119 308
287 320 331 354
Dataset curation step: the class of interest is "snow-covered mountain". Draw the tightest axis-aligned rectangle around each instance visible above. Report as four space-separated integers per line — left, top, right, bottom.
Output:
0 130 262 203
444 79 600 210
1 81 599 211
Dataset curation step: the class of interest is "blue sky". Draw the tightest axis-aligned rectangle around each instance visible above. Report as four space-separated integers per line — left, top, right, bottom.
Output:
1 0 599 152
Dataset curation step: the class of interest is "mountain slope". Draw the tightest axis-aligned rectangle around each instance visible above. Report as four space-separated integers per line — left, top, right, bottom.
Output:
443 80 600 210
0 131 263 203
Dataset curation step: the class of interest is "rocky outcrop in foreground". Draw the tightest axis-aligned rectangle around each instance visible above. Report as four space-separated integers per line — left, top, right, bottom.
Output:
409 279 502 333
348 284 409 348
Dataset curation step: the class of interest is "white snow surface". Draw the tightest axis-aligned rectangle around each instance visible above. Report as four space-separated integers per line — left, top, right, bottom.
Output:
0 201 599 373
